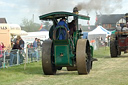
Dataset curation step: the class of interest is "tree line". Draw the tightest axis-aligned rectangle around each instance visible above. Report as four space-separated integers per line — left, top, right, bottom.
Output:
20 18 51 32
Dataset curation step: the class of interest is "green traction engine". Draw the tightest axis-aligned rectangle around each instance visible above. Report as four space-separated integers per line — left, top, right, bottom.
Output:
39 9 93 75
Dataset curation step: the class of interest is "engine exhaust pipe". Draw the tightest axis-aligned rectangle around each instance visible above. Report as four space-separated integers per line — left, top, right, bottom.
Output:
125 13 128 23
73 7 79 14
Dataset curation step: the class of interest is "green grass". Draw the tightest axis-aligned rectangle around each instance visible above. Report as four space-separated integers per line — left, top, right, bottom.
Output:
0 47 128 85
93 47 110 58
0 62 43 85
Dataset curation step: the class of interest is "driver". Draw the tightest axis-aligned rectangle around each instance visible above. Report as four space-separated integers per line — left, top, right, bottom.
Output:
56 17 69 40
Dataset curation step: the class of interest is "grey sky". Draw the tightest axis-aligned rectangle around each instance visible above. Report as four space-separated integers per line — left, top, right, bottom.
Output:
0 0 127 25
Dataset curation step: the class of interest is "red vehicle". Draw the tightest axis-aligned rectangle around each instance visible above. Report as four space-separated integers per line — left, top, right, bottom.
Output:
110 13 128 57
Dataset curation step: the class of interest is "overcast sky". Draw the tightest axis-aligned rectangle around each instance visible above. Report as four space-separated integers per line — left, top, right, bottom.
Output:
0 0 127 25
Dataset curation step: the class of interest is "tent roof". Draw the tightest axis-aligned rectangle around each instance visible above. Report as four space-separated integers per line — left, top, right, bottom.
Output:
88 26 111 35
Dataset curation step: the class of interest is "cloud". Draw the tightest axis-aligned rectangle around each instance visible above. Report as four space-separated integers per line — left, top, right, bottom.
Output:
26 0 77 14
0 1 17 8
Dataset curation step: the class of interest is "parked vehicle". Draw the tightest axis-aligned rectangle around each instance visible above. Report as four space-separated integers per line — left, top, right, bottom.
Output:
110 13 128 57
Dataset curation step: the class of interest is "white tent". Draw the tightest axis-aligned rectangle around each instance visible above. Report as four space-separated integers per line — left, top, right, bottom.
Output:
88 26 111 50
21 31 49 48
21 31 49 43
88 26 111 35
20 30 28 35
88 26 111 41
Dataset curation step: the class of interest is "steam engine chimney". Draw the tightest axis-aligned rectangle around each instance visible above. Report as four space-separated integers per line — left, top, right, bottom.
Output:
73 7 79 14
125 13 128 23
73 7 78 29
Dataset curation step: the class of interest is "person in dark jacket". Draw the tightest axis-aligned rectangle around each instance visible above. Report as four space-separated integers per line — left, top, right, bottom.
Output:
68 20 76 37
19 37 24 50
10 39 20 65
37 39 41 47
18 36 25 63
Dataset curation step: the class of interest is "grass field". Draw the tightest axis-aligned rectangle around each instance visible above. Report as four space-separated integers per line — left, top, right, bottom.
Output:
0 47 128 85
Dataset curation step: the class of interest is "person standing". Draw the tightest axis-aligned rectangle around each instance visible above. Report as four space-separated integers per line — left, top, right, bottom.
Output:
33 38 38 61
37 39 41 60
33 38 38 48
37 39 41 48
0 42 4 68
1 42 5 50
19 36 24 50
19 36 25 64
68 20 76 36
10 40 20 65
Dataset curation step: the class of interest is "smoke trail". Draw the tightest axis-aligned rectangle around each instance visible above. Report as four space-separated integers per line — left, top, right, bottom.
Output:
76 0 123 13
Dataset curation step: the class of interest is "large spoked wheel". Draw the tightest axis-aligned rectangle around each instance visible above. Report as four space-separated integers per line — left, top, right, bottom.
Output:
42 40 56 75
76 39 92 75
110 35 117 58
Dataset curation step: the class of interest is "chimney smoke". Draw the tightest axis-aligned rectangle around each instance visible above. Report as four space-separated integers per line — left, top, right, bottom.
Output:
75 0 123 13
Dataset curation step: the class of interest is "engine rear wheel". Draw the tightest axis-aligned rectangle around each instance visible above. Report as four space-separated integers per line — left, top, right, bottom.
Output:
110 35 118 58
76 39 92 75
42 40 56 75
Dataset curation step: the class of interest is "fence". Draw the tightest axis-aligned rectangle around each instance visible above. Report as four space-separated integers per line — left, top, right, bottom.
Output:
0 47 42 68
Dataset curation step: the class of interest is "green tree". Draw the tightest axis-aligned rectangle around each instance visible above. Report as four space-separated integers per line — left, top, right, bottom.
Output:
21 18 40 32
43 21 51 30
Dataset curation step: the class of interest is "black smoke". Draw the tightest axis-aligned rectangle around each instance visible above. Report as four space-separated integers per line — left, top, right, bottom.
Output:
76 0 123 13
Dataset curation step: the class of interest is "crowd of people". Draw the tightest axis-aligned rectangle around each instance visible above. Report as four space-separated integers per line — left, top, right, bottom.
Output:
0 36 42 68
27 38 42 62
9 36 25 65
0 17 77 68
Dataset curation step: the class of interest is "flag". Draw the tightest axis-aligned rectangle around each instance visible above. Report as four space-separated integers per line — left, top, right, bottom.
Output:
95 15 98 21
87 20 90 29
95 11 98 22
39 23 43 30
87 20 90 25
